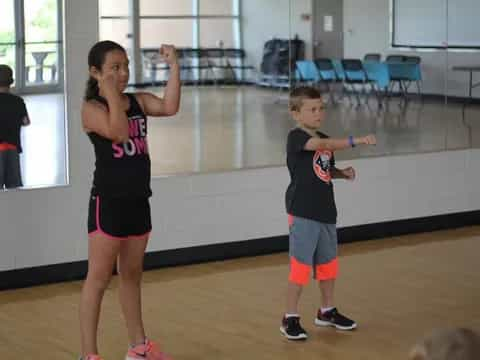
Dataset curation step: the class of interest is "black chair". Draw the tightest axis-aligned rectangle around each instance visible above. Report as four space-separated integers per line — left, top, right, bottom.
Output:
176 48 209 85
204 48 227 84
364 53 381 62
174 48 191 84
223 48 256 84
341 59 376 106
404 56 421 64
182 48 210 85
386 54 407 63
141 48 170 86
259 38 304 88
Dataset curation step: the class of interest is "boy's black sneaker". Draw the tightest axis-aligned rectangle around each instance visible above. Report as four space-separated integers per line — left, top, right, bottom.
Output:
314 308 357 330
280 316 308 340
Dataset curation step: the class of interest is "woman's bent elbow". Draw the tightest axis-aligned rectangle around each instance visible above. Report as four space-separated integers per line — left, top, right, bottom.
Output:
111 131 129 143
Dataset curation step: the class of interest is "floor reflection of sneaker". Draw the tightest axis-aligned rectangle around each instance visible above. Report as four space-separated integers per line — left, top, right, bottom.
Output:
80 355 104 360
314 307 357 330
280 316 308 340
126 339 172 360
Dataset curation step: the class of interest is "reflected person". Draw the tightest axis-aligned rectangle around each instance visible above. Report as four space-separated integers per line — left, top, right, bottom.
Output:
0 64 30 189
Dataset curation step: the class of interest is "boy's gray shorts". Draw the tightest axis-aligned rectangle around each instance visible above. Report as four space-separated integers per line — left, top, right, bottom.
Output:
289 215 337 266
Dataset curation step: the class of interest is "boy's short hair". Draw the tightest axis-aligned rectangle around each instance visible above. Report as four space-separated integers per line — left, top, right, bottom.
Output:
0 64 14 86
409 327 480 360
289 86 322 112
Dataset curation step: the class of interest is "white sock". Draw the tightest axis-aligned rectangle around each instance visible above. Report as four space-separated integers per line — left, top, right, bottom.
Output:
285 313 300 318
321 307 334 314
130 338 147 348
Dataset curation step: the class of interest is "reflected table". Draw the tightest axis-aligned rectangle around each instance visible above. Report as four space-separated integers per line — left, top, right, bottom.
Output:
451 65 480 110
451 66 480 145
30 51 55 83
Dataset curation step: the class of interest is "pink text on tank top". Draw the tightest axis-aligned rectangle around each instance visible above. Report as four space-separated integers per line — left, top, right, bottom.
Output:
112 115 149 158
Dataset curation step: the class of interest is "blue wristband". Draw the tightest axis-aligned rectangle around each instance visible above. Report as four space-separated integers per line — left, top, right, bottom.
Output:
348 135 355 147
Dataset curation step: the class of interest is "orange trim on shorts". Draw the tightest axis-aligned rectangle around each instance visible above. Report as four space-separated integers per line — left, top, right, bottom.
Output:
0 143 17 151
315 257 338 281
289 256 311 285
289 256 338 285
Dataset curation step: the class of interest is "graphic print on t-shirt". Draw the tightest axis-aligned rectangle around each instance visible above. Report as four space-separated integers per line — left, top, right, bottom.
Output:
313 149 332 183
112 115 149 158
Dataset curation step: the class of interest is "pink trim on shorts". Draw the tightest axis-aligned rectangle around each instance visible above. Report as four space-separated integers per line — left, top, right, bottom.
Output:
288 214 294 227
87 196 151 241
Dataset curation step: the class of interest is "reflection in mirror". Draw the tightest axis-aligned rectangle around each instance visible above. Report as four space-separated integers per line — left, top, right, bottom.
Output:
98 0 480 177
0 0 67 190
444 0 480 150
99 0 296 175
290 0 480 162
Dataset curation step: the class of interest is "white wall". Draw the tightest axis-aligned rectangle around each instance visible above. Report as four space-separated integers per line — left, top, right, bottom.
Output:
343 0 480 98
0 0 479 273
242 0 313 71
146 149 480 255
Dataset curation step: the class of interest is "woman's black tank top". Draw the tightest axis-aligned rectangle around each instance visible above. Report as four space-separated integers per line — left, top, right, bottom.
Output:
87 93 152 198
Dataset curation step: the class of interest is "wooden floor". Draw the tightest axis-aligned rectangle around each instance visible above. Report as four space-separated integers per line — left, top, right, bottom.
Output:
0 226 479 360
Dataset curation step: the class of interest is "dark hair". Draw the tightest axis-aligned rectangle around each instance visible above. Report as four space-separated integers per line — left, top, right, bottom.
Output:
0 64 14 87
84 40 126 101
289 86 322 112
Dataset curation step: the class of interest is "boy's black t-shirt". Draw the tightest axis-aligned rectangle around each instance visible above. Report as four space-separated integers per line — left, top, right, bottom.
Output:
285 127 337 224
0 93 28 152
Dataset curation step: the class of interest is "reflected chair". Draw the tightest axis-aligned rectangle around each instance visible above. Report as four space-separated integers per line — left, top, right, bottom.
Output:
141 48 170 86
223 48 257 84
364 53 382 62
295 60 320 86
341 59 376 106
315 58 341 103
387 55 422 101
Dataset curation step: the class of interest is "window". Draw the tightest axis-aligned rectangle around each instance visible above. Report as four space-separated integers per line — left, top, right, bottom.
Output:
199 19 236 48
140 0 193 16
393 0 480 48
199 0 235 15
140 19 195 48
99 0 129 17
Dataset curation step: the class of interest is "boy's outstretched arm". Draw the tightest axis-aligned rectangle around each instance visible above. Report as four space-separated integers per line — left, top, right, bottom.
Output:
304 134 376 152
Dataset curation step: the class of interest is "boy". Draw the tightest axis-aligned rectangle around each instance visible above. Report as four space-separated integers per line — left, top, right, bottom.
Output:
0 64 30 189
281 86 376 340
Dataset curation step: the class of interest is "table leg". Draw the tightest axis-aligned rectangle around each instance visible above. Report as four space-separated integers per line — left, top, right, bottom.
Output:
469 70 473 101
462 70 473 121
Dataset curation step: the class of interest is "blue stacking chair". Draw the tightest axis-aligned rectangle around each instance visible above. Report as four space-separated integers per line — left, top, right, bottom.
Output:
387 55 422 102
331 59 345 80
363 61 390 107
314 58 340 103
295 60 321 86
403 56 422 100
341 59 376 106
